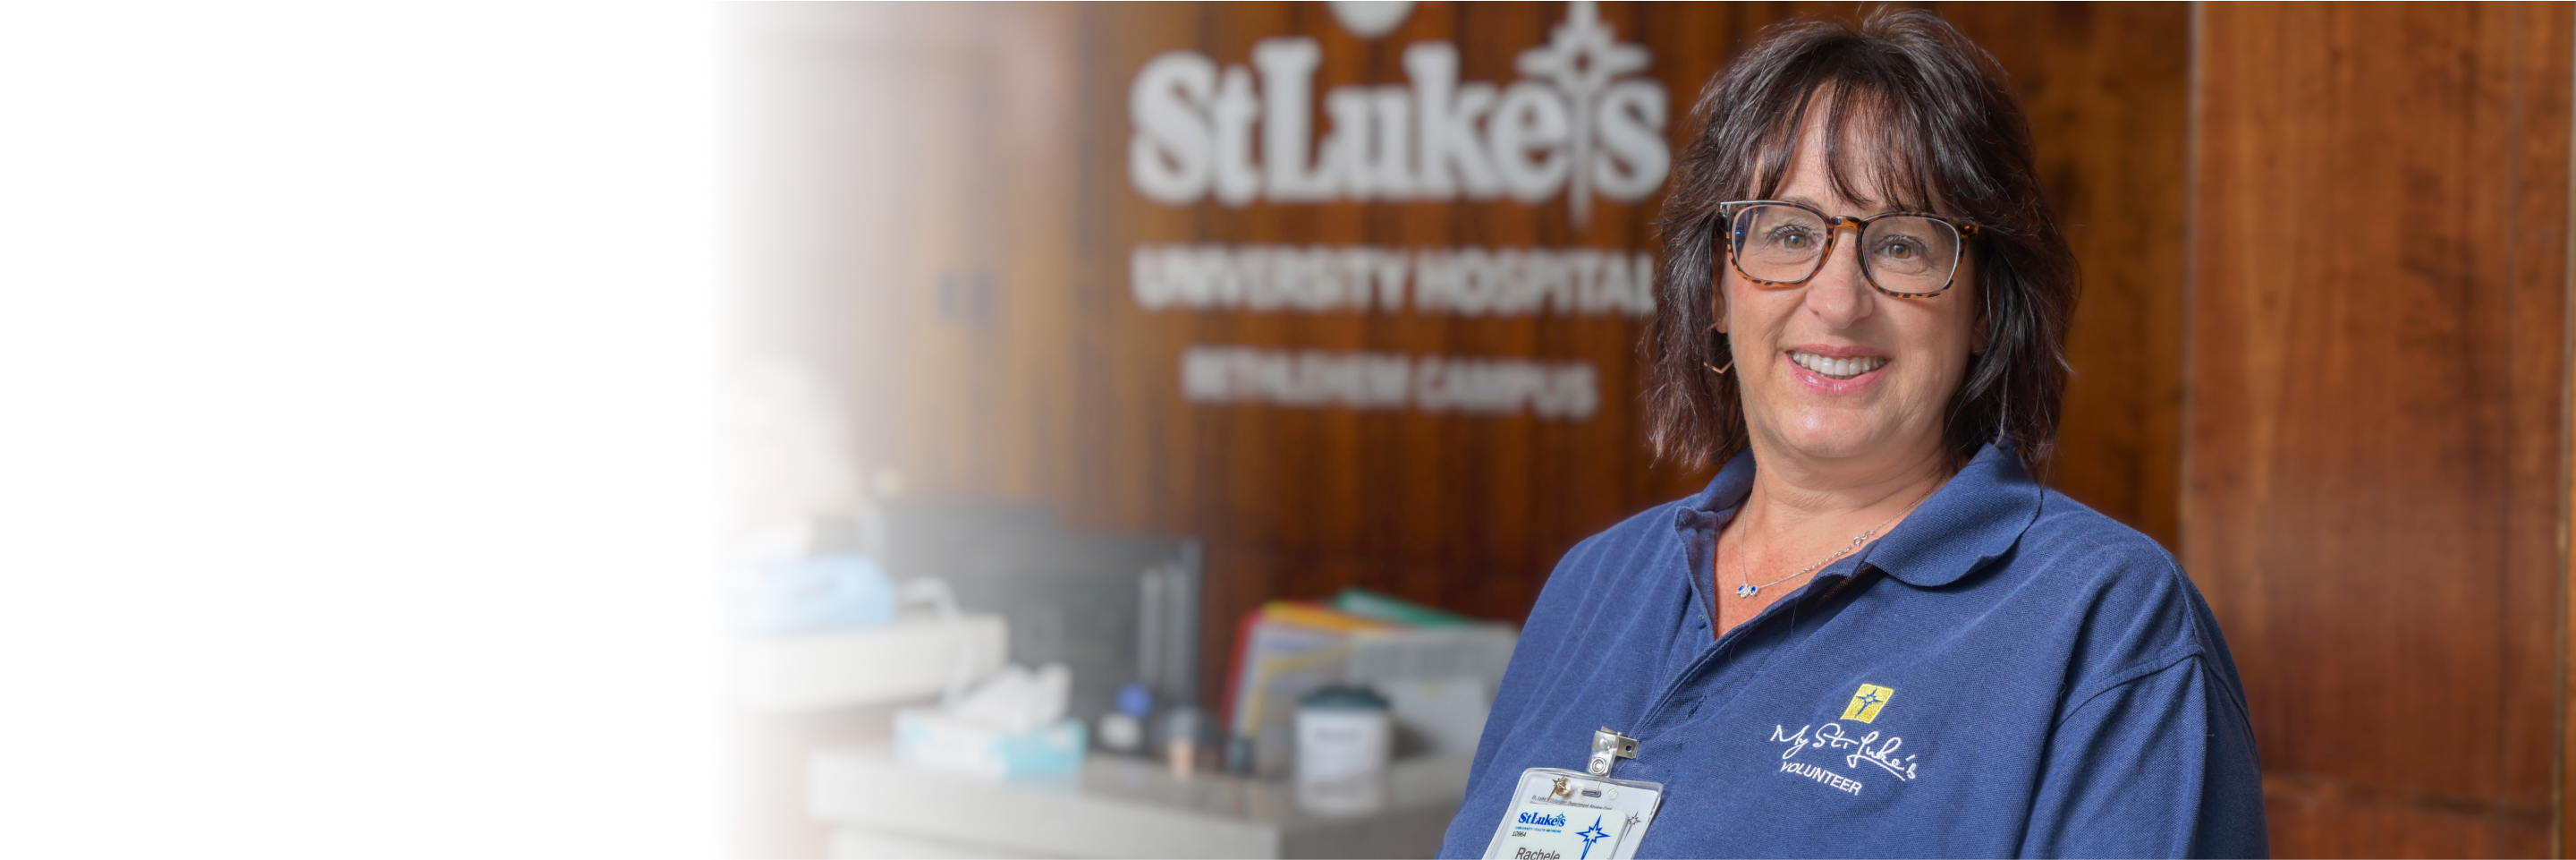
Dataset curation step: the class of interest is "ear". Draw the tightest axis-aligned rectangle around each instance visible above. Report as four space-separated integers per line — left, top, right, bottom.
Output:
1708 269 1729 335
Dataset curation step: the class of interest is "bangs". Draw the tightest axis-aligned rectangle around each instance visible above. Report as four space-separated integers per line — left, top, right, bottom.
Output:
1744 70 1947 216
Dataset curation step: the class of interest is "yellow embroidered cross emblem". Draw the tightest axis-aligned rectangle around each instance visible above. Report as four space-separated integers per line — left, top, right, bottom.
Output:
1841 684 1895 723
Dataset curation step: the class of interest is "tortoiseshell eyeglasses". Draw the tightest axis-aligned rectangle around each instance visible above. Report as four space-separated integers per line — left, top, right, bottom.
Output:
1717 200 1980 298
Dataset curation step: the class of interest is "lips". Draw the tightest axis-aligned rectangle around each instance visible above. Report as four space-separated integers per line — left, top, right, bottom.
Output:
1788 350 1888 380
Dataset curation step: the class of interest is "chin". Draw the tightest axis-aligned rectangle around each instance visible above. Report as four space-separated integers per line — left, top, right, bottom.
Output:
1774 413 1900 460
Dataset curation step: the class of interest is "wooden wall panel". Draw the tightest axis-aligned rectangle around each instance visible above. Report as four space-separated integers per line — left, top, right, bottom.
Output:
2188 4 2572 856
1945 3 2192 549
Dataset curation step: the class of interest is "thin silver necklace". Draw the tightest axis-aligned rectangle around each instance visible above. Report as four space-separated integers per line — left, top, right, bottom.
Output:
1733 484 1937 600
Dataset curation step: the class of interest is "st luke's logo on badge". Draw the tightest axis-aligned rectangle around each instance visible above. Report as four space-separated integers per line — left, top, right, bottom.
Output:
1573 816 1612 859
1841 683 1895 723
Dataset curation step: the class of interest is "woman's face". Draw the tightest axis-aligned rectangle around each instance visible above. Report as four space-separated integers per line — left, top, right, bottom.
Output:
1718 124 1981 471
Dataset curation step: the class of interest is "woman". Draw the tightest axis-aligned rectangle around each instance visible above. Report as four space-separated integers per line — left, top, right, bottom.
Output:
1437 10 2264 859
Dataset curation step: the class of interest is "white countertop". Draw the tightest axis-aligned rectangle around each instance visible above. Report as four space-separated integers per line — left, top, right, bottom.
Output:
810 744 1472 858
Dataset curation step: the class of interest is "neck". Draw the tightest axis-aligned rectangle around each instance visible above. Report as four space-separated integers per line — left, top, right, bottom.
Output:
1733 436 1953 543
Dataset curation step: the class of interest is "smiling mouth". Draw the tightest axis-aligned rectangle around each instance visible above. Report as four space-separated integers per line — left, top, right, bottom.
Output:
1789 351 1888 380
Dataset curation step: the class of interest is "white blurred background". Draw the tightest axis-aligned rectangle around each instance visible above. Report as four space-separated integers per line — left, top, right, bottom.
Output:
0 4 718 855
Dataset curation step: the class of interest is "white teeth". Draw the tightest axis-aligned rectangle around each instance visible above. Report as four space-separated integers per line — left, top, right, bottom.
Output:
1790 351 1886 379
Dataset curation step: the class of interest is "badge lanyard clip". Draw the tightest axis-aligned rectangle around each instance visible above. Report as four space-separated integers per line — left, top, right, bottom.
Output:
1588 727 1638 777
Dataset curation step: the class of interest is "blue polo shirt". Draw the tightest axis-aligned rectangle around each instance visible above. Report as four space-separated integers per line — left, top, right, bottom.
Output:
1437 444 2267 858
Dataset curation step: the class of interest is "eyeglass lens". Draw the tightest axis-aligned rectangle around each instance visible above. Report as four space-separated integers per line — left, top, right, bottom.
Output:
1731 204 1961 294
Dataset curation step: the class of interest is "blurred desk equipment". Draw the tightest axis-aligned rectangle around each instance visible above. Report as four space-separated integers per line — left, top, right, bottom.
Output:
1294 685 1394 807
730 500 1204 857
881 501 1204 728
894 663 1089 779
1222 591 1516 777
812 743 1470 859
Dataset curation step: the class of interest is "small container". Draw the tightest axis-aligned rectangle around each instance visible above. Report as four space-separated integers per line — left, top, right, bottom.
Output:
1097 682 1152 754
1156 703 1208 778
1294 685 1393 783
1097 712 1144 753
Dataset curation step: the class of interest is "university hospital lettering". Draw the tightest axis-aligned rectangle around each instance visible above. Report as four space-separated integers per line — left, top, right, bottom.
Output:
1125 1 1668 421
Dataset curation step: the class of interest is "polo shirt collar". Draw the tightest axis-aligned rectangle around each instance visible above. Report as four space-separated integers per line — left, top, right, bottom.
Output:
1682 442 2042 588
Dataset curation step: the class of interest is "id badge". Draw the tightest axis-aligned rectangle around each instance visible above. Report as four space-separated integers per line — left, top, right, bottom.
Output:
1479 767 1665 860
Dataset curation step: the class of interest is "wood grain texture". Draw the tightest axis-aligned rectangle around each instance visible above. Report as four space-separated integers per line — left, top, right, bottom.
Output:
1943 3 2192 549
2188 4 2572 856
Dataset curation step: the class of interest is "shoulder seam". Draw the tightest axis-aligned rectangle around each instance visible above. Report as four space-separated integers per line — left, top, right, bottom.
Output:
2049 650 2206 732
2039 548 2237 731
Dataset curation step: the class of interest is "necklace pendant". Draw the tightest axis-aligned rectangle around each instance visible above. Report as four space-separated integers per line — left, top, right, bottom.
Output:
1735 583 1758 599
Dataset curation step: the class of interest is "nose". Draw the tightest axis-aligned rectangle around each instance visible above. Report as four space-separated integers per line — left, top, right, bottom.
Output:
1802 220 1875 329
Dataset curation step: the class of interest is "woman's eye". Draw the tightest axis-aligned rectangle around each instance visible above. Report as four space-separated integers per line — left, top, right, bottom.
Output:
1877 238 1925 260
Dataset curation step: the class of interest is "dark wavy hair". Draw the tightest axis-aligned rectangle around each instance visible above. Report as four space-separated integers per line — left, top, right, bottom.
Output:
1647 7 2076 475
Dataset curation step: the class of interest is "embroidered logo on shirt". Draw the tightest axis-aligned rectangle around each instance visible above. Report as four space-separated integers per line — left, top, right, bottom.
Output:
1764 684 1920 796
1840 683 1895 723
1770 721 1921 796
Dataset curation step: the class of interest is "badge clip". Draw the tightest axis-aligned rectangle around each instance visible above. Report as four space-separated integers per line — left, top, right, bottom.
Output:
1588 727 1638 777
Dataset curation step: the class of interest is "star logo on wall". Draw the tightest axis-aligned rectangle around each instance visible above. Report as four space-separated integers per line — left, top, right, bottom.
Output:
1515 0 1653 227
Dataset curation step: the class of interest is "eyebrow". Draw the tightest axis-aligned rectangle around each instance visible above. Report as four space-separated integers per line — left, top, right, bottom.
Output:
1778 195 1906 218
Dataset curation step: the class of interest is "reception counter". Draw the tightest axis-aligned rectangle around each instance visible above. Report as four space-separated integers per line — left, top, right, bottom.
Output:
810 744 1472 858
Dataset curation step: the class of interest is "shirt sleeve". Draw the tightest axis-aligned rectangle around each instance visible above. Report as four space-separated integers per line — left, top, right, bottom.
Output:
2017 654 2268 858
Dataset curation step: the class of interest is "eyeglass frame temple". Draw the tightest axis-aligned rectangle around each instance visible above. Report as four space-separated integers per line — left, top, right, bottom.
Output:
1715 200 1980 299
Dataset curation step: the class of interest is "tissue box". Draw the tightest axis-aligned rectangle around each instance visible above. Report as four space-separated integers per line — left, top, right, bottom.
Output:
892 709 1087 779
